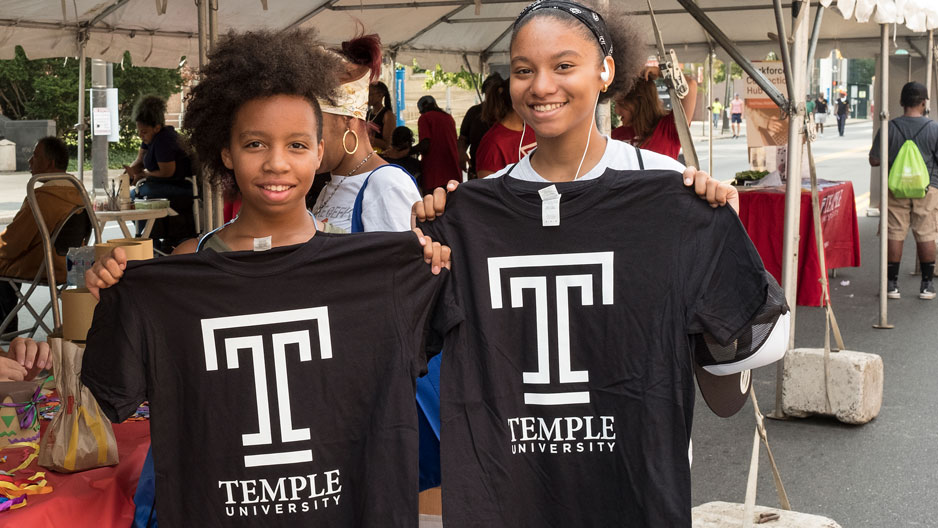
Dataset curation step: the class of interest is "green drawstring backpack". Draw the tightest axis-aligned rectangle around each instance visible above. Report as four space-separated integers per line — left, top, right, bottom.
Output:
888 120 932 199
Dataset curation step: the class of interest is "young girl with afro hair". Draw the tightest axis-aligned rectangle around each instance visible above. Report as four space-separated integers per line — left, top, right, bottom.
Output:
88 28 447 293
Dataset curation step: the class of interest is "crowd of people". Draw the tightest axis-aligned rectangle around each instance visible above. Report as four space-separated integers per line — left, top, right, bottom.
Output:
0 1 794 525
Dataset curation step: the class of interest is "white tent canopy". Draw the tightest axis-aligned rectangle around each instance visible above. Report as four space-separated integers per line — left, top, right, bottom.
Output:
2 1 936 72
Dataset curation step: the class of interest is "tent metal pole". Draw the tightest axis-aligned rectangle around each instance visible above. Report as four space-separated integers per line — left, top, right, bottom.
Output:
771 0 796 102
874 24 893 330
210 0 224 231
771 0 808 419
805 4 824 94
927 30 933 101
675 0 788 111
196 0 213 231
708 50 713 175
76 31 88 190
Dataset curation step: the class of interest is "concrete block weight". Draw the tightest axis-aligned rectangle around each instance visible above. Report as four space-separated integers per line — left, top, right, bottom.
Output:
781 348 883 424
693 501 841 527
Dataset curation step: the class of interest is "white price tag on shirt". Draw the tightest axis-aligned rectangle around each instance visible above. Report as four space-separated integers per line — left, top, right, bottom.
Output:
538 185 561 227
253 236 272 252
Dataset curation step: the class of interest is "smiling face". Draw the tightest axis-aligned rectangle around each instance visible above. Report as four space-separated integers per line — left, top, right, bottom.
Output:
509 16 611 141
221 94 323 213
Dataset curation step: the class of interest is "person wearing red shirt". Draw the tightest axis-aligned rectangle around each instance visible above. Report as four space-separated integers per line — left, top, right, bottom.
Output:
476 77 537 177
414 95 461 191
611 65 697 160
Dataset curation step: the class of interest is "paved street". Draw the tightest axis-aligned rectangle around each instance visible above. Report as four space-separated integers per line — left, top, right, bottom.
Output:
1 118 930 526
690 119 936 527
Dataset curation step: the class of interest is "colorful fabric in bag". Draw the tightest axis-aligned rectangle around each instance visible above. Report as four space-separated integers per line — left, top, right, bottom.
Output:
38 338 119 473
0 381 43 448
888 121 931 199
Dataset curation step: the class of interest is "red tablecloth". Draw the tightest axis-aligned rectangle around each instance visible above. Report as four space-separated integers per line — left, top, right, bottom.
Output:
0 420 150 527
738 181 861 306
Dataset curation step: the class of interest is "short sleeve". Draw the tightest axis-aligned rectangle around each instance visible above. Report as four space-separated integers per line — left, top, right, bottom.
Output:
81 284 148 423
475 133 507 174
362 166 422 232
660 112 679 147
392 235 462 378
418 114 431 142
681 199 767 344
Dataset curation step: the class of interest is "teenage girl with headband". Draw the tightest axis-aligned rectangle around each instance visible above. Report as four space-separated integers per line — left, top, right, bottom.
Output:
412 1 788 525
312 34 422 233
414 1 737 216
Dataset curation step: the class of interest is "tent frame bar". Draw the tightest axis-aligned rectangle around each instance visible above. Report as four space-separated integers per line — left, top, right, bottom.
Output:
675 0 790 112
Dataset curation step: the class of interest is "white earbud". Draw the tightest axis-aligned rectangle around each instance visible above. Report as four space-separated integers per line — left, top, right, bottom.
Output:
600 61 610 83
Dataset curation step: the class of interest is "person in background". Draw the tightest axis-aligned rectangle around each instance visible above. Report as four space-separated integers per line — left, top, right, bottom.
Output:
711 97 723 130
312 34 422 233
869 81 938 300
475 76 536 178
836 91 849 136
729 92 744 139
457 73 504 179
366 81 396 152
815 94 828 134
0 337 50 381
413 95 461 191
381 126 422 182
0 137 83 332
126 95 194 200
612 66 697 160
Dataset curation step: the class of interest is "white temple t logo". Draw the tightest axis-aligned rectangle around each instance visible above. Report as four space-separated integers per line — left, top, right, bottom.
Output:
488 252 614 405
201 307 333 468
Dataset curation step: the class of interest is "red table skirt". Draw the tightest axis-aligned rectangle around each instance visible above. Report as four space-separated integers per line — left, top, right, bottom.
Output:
738 181 861 306
1 420 150 527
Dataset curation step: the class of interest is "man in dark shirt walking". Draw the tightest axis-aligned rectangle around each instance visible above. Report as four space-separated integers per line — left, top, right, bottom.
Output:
869 82 938 299
836 92 849 136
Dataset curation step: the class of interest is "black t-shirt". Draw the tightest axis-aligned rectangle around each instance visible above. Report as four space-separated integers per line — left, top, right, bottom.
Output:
82 232 453 527
458 104 492 175
419 171 769 527
143 125 192 182
836 98 849 116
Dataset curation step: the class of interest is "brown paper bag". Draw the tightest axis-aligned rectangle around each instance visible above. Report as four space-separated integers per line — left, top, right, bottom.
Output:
38 338 119 473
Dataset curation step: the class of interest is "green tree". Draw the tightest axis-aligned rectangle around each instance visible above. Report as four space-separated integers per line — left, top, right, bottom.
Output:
416 61 481 92
0 46 84 140
0 46 183 157
847 58 875 85
112 52 185 152
713 59 744 84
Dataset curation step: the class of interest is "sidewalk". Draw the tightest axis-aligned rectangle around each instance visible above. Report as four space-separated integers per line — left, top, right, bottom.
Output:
690 117 872 143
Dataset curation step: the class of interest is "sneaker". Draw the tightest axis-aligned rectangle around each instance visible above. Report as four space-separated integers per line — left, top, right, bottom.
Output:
920 280 936 300
887 280 900 299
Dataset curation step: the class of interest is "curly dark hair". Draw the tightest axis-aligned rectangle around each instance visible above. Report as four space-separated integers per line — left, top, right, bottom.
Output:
183 28 341 195
133 95 167 127
511 0 646 102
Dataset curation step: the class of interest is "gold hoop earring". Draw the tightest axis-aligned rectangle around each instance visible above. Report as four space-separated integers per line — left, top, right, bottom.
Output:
343 128 359 155
601 85 608 93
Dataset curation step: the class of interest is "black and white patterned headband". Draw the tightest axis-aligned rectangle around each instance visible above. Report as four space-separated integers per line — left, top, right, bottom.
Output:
514 0 613 57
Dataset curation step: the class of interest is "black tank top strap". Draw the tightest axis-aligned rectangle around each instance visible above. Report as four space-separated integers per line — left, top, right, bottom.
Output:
634 145 645 170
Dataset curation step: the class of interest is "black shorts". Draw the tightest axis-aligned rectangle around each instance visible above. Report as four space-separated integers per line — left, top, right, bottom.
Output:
731 113 742 124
